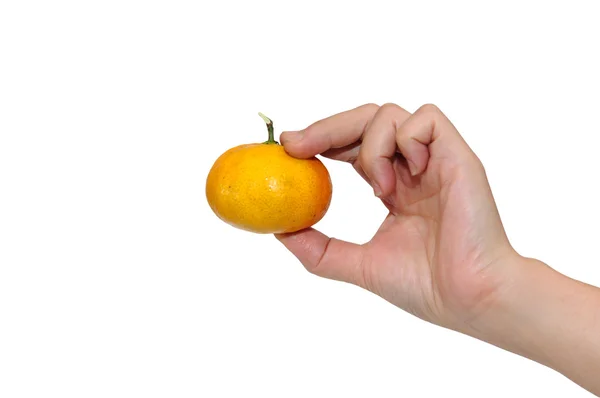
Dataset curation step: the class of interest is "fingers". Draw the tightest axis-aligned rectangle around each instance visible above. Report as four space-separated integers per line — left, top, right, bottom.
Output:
279 102 475 196
395 104 473 176
275 228 366 286
359 103 412 197
280 103 379 159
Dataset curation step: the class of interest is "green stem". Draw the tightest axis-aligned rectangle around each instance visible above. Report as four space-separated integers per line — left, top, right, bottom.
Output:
258 112 278 144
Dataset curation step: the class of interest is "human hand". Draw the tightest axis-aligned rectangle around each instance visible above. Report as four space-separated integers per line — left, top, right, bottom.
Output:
275 103 600 395
275 103 519 332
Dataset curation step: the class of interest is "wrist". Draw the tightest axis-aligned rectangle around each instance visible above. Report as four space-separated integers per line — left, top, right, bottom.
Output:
464 256 560 360
465 254 600 392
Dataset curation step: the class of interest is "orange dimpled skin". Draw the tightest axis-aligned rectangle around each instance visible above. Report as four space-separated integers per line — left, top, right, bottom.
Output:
205 113 332 234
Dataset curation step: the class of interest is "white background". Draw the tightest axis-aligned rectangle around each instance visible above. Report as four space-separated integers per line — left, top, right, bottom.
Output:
1 1 599 397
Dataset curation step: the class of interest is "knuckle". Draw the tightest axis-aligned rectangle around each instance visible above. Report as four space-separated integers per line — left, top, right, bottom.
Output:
361 102 380 113
379 102 402 115
308 238 332 276
357 150 378 176
395 124 407 140
419 103 441 115
472 153 487 174
357 147 371 166
458 152 486 178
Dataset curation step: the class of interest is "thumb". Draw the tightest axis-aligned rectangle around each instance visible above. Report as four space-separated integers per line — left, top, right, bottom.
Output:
275 228 366 286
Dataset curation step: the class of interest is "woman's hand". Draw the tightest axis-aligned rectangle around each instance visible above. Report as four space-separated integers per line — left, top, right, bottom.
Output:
275 103 600 395
275 103 518 331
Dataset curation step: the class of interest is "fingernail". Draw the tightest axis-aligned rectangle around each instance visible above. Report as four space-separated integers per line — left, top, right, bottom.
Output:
281 131 304 143
408 160 419 176
373 183 382 197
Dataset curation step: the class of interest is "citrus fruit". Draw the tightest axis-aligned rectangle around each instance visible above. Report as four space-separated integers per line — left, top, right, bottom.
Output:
206 113 332 234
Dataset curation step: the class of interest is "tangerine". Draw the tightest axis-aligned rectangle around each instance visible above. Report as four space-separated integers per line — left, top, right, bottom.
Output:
205 113 332 234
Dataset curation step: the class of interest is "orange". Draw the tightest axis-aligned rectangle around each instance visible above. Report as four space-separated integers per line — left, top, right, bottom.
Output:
205 113 332 234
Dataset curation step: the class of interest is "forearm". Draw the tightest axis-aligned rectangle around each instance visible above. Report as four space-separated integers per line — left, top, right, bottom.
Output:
470 257 600 395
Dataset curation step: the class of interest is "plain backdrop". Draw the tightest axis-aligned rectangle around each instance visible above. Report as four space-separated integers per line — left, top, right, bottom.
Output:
1 1 599 397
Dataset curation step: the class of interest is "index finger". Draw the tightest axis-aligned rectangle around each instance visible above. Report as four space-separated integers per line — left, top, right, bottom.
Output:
279 103 380 159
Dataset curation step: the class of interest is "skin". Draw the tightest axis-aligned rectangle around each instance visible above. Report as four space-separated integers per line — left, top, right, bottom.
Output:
275 103 600 395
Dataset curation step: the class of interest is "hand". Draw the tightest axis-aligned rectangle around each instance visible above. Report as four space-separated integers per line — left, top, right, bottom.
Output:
276 103 600 395
275 103 518 331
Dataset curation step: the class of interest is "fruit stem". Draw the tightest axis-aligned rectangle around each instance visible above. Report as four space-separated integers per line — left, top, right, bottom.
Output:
258 112 278 144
